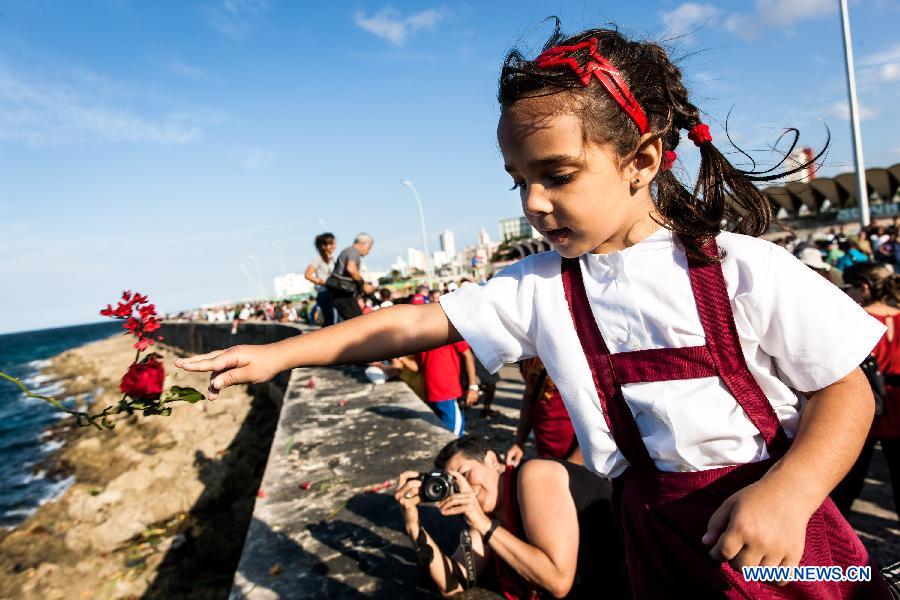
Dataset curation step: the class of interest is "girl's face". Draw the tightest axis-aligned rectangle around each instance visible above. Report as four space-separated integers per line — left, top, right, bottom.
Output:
498 97 657 258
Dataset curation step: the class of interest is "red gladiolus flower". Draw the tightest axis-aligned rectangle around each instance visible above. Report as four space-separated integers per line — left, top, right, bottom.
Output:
120 357 165 400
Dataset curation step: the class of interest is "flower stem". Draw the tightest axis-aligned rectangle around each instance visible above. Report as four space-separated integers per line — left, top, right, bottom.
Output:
0 370 105 430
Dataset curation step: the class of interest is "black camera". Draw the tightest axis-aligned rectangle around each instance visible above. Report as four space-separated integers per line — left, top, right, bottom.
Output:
416 471 459 502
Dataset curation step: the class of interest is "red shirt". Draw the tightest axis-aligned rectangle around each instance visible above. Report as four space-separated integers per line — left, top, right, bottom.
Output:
416 341 469 403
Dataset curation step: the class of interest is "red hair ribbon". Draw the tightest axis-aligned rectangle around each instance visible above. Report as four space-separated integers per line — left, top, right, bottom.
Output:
661 150 677 171
687 123 712 147
534 38 648 135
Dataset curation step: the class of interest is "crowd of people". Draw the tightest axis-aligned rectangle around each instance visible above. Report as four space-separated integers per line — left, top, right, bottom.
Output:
779 222 900 286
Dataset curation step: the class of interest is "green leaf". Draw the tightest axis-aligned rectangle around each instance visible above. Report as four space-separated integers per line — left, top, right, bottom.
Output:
161 386 206 404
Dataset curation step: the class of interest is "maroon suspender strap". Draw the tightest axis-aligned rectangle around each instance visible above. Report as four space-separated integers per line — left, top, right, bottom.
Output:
561 258 655 469
610 345 714 384
685 238 790 456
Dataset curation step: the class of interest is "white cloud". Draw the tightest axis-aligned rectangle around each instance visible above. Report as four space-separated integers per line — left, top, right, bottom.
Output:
725 0 833 41
858 43 900 85
205 0 269 38
354 7 448 46
660 4 720 40
239 148 274 171
828 100 877 121
166 56 209 81
0 65 221 146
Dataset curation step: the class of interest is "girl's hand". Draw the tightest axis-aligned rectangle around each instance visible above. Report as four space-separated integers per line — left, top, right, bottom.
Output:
438 469 492 534
703 479 814 582
464 389 479 407
174 345 284 400
394 471 422 526
505 444 524 467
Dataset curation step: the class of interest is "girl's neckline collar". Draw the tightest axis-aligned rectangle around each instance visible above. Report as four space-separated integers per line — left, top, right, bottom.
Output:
586 226 672 262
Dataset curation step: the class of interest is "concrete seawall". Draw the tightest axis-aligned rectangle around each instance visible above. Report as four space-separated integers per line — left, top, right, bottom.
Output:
158 321 485 598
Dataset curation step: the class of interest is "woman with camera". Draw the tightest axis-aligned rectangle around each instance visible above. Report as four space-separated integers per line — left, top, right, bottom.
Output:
394 435 626 599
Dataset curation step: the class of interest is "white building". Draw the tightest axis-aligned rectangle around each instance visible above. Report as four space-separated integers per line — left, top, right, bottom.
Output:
432 250 450 269
498 216 540 242
440 229 456 258
391 256 409 276
273 273 313 297
478 228 491 246
407 247 428 272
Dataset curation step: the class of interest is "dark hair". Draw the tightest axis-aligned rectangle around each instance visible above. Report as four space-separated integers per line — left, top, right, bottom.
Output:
434 435 491 470
314 232 335 262
498 20 825 262
843 262 900 306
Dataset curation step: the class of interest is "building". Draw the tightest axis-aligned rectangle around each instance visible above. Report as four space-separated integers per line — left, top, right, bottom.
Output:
273 273 313 298
785 146 817 183
498 216 540 242
407 247 428 272
439 229 456 258
478 227 491 246
432 250 450 269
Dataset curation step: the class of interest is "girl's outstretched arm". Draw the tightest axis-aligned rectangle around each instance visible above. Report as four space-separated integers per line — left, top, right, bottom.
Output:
175 303 459 398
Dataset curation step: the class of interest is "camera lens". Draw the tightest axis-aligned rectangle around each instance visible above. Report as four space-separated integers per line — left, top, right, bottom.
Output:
425 479 447 501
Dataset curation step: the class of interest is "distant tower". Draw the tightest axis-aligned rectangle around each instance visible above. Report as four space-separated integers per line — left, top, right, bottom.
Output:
440 229 456 258
787 146 817 183
478 228 491 246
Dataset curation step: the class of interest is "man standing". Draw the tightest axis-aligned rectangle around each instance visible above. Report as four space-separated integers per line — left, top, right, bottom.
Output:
329 233 376 320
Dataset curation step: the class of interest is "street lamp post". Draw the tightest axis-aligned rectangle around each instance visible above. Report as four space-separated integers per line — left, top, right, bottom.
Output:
239 263 256 299
839 0 870 228
400 179 433 287
248 253 266 298
272 241 288 274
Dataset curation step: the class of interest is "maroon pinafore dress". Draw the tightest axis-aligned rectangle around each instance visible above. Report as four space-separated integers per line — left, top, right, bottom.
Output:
560 242 889 599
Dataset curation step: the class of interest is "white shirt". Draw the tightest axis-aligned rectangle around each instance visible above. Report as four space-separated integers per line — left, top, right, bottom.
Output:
440 228 885 477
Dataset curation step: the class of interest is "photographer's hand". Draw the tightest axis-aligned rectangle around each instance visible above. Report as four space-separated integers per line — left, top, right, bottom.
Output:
394 471 423 529
438 469 492 535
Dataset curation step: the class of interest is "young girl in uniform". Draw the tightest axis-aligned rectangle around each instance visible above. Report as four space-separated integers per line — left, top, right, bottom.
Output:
178 23 890 598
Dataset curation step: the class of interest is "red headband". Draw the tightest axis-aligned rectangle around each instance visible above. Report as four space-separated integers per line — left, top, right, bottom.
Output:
534 38 648 135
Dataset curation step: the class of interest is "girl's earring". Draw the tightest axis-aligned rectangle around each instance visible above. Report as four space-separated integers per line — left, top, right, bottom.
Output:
633 178 640 185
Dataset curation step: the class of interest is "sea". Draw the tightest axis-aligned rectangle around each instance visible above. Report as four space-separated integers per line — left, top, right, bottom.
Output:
0 321 122 529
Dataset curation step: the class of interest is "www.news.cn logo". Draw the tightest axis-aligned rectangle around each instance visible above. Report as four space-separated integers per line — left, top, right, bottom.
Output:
743 565 872 583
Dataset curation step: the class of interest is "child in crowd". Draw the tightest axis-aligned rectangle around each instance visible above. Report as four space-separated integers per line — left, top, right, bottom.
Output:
415 342 479 437
178 22 889 597
506 357 581 466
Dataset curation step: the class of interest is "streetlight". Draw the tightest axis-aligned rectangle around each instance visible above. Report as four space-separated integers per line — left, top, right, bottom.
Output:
839 0 870 228
272 241 288 274
400 179 433 287
248 253 266 297
239 263 256 299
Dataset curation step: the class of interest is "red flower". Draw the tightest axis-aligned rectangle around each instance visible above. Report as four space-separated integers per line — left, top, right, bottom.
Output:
100 304 115 317
119 357 165 400
142 319 161 334
134 338 153 351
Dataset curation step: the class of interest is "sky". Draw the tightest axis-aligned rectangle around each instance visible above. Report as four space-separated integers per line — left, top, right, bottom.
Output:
1 0 898 334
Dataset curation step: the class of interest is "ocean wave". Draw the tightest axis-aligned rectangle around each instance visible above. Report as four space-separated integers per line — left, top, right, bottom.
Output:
39 475 74 506
41 439 64 454
23 373 54 387
26 359 51 369
3 507 37 520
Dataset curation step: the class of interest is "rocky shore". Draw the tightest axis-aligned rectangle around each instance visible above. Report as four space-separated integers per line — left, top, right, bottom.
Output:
0 333 277 600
